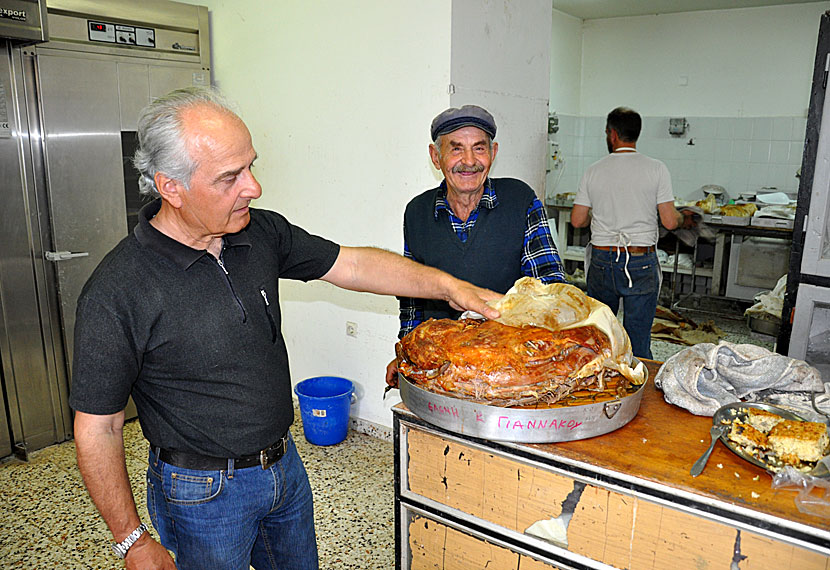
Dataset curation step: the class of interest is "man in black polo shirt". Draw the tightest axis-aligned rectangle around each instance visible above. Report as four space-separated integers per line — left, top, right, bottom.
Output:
385 105 567 387
69 87 501 569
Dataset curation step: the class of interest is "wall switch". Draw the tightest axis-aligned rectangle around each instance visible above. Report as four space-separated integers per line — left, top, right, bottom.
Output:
346 321 358 337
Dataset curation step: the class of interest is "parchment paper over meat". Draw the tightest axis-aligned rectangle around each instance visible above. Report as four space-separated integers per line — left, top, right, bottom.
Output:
396 277 646 406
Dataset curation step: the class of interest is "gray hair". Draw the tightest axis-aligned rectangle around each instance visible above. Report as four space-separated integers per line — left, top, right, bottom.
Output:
432 133 494 161
133 86 237 197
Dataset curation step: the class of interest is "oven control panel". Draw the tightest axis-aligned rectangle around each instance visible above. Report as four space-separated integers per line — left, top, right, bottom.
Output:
88 21 155 48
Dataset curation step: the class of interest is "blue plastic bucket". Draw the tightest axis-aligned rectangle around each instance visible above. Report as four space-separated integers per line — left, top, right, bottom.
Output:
294 376 355 446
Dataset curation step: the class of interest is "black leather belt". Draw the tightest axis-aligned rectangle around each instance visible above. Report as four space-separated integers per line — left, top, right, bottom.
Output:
156 433 289 470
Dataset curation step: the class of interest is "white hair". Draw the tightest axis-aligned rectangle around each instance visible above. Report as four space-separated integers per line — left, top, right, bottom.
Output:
133 86 237 197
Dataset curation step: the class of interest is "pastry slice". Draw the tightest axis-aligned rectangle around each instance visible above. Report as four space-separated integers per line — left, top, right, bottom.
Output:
728 422 769 451
768 420 829 464
746 408 784 433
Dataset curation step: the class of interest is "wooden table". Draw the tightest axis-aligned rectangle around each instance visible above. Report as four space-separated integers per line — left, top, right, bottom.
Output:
393 360 830 569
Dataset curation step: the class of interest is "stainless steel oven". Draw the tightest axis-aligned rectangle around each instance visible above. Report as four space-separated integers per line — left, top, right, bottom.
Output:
0 0 210 459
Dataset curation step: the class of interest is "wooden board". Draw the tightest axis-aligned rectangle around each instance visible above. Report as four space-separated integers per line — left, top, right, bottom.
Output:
408 514 559 570
399 360 830 531
519 360 830 530
405 426 830 570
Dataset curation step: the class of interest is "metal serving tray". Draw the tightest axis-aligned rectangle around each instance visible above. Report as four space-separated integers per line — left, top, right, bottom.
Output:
750 217 794 230
399 362 648 444
713 402 829 477
703 213 751 226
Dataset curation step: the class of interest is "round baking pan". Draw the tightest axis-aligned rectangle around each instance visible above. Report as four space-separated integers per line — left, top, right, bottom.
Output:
399 361 648 443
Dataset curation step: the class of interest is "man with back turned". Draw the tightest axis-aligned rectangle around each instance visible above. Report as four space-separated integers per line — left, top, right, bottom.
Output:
571 106 692 359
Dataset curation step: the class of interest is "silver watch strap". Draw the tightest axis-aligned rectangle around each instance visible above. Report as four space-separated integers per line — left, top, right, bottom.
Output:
111 522 148 559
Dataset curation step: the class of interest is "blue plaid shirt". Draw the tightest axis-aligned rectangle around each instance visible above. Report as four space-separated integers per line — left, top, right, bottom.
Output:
399 180 567 338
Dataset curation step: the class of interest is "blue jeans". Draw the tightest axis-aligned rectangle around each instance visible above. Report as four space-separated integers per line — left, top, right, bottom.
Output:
587 248 659 360
146 435 318 570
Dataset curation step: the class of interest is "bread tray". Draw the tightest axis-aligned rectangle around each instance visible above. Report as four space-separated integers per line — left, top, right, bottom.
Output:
712 402 830 477
399 361 648 444
703 213 751 226
750 217 794 230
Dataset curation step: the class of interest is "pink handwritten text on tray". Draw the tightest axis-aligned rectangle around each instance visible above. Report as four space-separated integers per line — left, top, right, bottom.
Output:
498 416 583 431
427 401 459 418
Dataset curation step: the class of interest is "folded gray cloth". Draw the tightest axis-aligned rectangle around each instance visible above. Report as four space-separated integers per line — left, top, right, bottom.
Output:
654 341 824 416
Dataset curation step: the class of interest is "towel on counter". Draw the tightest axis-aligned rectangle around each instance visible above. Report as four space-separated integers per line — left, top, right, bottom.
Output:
654 341 824 416
659 205 717 247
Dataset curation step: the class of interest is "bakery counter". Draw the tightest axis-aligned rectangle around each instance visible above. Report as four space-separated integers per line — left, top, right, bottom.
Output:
393 360 830 569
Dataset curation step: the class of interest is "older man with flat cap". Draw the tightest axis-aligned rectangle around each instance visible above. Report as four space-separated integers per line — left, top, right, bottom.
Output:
386 104 567 386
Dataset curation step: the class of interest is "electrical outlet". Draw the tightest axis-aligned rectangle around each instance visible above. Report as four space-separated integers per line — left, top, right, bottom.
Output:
345 321 358 337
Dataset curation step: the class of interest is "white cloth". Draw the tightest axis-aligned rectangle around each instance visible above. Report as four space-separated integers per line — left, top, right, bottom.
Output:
574 151 674 248
745 274 788 320
654 341 824 416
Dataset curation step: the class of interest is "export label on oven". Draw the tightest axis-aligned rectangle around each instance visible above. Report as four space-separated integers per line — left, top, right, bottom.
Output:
0 9 27 22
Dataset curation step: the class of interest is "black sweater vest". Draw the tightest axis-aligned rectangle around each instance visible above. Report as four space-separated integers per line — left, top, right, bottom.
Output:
404 178 535 322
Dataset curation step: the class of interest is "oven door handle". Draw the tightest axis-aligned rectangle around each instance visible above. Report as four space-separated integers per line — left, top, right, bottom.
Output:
44 250 89 262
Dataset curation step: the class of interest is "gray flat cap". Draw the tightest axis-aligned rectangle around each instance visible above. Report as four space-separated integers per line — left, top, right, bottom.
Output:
430 105 496 141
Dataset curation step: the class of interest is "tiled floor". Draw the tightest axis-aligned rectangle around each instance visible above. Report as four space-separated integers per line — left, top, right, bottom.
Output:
0 297 772 569
651 296 775 362
0 404 394 569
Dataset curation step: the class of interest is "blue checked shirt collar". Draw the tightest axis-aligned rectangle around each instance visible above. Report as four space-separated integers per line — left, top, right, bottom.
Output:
433 178 498 220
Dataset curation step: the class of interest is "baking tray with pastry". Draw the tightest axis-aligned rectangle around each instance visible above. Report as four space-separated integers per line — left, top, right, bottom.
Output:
712 402 830 477
691 191 759 226
703 202 758 226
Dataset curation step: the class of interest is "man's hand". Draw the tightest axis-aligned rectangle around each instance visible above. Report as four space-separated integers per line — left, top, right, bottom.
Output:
385 358 399 388
680 209 697 229
125 533 176 569
444 278 502 320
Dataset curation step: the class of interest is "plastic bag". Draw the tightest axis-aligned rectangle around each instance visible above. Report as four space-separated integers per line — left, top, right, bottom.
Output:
770 458 830 518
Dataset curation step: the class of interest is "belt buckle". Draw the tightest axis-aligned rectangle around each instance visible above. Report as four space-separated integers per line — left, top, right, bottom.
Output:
260 434 288 469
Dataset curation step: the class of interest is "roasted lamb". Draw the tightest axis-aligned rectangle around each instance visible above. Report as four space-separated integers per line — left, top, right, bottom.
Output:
396 277 645 407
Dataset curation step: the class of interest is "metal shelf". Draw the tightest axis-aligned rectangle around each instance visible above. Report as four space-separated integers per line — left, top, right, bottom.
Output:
562 249 713 277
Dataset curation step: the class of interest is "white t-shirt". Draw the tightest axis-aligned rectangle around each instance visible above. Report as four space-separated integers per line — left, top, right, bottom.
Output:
574 151 674 247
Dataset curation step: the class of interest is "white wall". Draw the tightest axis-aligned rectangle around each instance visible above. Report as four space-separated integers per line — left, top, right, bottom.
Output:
551 113 807 201
449 0 553 196
546 8 583 199
181 0 451 429
181 0 552 431
546 2 830 201
549 8 582 116
579 3 828 117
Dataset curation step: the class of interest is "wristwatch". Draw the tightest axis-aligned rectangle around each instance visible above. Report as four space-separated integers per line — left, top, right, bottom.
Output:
111 522 148 559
